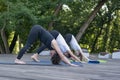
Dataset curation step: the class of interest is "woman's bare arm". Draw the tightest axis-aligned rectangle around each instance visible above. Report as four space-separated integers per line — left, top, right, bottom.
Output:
67 50 81 62
51 39 78 66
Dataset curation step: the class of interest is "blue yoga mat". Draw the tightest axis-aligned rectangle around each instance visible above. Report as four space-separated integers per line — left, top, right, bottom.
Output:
60 61 83 67
0 60 83 67
88 60 100 64
70 59 100 64
0 61 52 66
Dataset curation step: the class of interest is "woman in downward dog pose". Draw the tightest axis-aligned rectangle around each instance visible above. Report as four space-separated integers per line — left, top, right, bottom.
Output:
31 30 81 64
64 33 89 62
15 25 78 66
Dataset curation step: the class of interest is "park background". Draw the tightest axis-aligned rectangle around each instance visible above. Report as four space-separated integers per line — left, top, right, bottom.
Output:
0 0 120 54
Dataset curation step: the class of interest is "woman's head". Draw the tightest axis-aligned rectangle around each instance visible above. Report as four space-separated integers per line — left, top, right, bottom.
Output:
51 52 61 65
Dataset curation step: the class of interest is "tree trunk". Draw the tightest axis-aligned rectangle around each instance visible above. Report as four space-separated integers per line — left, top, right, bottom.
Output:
1 28 10 54
76 0 107 41
0 44 5 53
18 35 22 52
48 3 63 30
9 32 18 53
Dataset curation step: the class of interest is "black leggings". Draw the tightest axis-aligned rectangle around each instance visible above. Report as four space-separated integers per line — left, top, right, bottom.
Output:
64 33 72 45
17 25 54 59
36 30 60 54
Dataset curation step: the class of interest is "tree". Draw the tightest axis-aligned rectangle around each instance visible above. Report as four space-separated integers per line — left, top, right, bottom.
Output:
0 0 120 54
48 3 63 30
1 25 10 53
76 0 107 41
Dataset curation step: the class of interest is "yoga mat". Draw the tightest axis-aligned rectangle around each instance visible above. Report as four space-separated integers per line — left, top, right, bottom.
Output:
0 60 83 67
98 59 107 63
0 61 52 66
69 59 100 64
88 60 100 64
88 60 107 64
60 61 83 67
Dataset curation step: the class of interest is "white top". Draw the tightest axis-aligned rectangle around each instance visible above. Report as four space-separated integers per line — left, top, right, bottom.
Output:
56 34 70 53
69 35 81 51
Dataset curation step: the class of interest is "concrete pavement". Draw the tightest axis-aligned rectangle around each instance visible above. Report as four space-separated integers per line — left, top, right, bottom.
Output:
0 54 120 80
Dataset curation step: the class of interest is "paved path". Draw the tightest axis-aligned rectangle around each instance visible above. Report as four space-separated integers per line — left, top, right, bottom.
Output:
0 54 120 80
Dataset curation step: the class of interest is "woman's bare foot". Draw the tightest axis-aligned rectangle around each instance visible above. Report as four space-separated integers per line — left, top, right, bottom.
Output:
31 53 40 62
14 59 26 64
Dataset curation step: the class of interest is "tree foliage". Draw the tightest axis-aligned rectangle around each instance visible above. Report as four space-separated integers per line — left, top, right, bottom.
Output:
0 0 120 54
